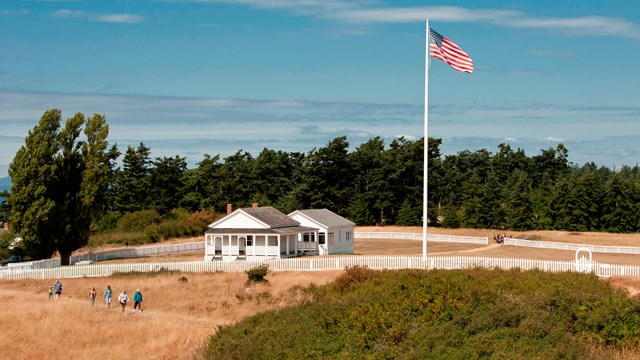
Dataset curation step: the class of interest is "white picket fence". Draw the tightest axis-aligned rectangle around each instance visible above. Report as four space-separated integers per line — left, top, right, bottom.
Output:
355 232 488 245
2 255 639 280
28 242 205 269
357 232 640 256
504 238 640 255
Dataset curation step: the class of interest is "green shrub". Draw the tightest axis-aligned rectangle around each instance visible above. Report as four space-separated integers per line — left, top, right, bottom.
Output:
245 264 269 285
116 209 162 232
333 265 374 292
201 269 640 360
90 209 220 246
94 211 121 232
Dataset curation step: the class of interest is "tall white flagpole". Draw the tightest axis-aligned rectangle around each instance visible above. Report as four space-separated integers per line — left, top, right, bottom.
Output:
423 19 429 259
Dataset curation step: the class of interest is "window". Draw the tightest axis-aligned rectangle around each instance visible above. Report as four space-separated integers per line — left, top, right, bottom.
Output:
328 232 335 246
346 231 351 242
319 233 326 245
247 235 253 246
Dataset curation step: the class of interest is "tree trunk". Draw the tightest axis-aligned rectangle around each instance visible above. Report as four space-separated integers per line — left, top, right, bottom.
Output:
60 251 71 266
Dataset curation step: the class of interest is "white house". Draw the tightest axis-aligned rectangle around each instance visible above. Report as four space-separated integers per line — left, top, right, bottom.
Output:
204 206 319 262
288 209 355 255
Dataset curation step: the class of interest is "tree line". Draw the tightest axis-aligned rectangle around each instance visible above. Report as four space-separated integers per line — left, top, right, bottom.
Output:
5 110 640 262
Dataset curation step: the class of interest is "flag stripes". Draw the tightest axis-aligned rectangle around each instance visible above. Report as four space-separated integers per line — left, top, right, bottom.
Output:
429 28 473 73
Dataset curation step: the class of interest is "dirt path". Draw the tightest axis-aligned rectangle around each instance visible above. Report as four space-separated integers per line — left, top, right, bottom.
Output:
433 243 501 255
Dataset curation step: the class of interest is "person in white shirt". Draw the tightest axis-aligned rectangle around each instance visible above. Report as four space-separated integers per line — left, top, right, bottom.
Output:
118 290 129 313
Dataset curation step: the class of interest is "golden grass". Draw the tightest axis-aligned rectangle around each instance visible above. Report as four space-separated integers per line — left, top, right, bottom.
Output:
0 271 342 360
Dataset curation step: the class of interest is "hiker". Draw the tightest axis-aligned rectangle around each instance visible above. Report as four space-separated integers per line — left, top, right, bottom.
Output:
133 289 143 312
104 285 113 309
89 287 97 305
53 279 63 300
48 284 54 300
118 289 129 313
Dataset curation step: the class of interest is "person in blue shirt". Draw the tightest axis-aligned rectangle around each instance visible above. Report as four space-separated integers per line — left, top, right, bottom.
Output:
104 285 113 309
133 289 143 312
53 279 63 300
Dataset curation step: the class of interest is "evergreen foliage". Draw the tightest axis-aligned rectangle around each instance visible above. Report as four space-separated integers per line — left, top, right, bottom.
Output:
8 115 640 242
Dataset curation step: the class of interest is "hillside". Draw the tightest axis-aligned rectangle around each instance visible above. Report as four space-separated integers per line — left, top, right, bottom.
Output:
202 268 640 359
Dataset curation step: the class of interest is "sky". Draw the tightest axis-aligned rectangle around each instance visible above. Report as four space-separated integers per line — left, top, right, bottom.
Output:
1 1 640 178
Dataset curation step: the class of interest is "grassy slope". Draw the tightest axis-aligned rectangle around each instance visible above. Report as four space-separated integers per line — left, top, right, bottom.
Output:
202 268 640 360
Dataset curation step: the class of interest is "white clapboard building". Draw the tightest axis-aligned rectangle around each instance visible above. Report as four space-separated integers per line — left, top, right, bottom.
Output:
205 205 354 261
288 208 355 256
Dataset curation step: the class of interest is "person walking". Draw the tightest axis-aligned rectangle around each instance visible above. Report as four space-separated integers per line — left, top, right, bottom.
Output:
118 289 129 313
104 285 113 309
89 287 97 306
53 279 63 300
48 284 54 300
133 289 143 312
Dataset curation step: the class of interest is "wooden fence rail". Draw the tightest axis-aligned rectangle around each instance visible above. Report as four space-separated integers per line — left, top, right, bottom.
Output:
2 255 640 280
354 232 488 244
504 238 640 255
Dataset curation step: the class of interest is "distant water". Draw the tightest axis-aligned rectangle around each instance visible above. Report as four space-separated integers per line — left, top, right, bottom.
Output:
0 176 11 194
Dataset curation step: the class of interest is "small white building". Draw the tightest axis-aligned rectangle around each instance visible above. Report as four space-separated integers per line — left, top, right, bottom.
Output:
204 206 319 262
288 209 355 255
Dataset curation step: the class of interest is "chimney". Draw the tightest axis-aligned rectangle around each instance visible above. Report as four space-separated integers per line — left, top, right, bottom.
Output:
252 202 259 208
226 204 233 215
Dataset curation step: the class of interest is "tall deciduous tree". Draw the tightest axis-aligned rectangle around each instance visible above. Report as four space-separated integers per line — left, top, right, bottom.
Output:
8 110 113 265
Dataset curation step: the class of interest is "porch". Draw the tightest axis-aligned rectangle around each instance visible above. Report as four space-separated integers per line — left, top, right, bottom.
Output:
205 228 318 261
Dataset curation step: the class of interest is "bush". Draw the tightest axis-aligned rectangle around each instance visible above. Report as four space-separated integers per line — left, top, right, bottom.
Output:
116 209 162 232
333 265 374 292
94 211 121 232
202 269 640 359
245 264 269 285
90 208 220 246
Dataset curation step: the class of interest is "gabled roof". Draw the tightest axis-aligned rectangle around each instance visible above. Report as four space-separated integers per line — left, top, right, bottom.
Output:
243 207 300 228
209 206 301 229
290 209 355 228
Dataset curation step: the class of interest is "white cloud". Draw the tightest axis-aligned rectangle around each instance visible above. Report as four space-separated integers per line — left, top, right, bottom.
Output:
52 9 84 17
92 13 145 23
164 1 640 40
0 9 31 15
545 136 565 142
51 9 144 23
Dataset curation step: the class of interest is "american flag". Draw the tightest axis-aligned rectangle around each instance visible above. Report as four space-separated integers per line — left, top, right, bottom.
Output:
429 28 473 74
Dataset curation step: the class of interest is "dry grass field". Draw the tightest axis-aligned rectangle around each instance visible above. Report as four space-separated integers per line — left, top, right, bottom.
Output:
0 271 343 360
4 227 640 359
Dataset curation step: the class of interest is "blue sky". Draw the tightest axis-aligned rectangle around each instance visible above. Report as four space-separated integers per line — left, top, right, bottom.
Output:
1 1 640 178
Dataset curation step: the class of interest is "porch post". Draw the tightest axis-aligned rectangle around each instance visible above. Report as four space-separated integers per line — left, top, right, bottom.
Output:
252 234 256 261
